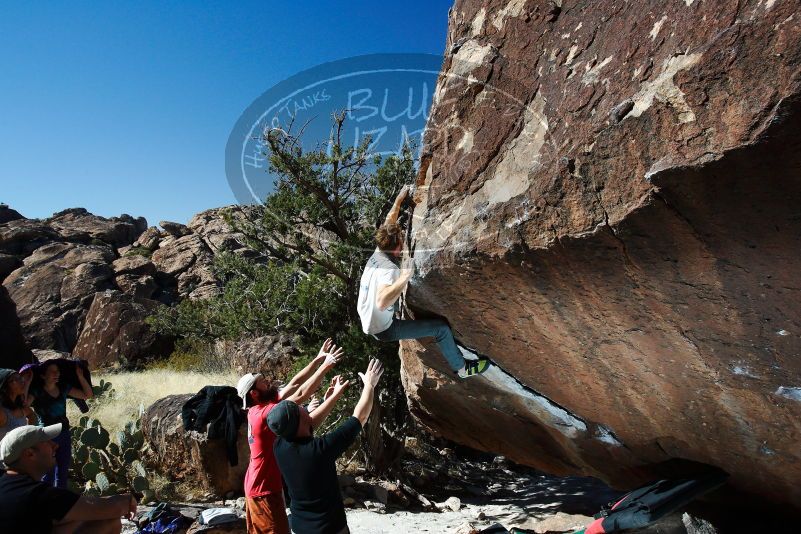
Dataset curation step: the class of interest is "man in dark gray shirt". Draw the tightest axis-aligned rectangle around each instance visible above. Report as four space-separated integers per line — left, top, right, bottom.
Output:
268 359 384 534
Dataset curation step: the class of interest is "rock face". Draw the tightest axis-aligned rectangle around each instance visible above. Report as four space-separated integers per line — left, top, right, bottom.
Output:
217 334 299 377
3 243 116 351
0 205 254 355
403 0 801 510
46 208 146 248
141 394 249 498
0 285 34 370
72 290 174 369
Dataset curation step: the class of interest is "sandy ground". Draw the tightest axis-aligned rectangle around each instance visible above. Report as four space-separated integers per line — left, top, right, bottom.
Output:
121 471 617 533
122 506 591 534
342 505 592 533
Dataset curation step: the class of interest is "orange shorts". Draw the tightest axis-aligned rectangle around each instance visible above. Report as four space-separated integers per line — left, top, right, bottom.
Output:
245 493 289 534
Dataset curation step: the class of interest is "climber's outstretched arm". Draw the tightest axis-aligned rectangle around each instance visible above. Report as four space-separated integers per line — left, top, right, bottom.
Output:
376 267 413 310
383 185 409 227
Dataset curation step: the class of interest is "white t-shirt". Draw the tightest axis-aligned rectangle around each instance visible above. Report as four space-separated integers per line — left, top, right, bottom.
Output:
357 249 400 334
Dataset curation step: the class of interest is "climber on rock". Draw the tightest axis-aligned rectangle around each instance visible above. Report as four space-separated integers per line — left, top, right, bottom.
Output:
357 185 490 379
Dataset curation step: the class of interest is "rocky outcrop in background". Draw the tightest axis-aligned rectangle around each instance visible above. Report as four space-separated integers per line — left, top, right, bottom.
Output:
0 205 250 369
403 0 801 510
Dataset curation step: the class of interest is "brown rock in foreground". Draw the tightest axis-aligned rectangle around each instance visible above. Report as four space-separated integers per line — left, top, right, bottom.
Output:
141 394 249 498
403 0 801 509
72 290 173 369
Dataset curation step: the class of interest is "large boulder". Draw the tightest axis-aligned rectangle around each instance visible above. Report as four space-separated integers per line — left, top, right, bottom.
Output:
141 394 249 498
0 285 34 370
72 290 173 369
403 0 801 510
133 226 163 251
46 208 146 248
159 220 191 238
152 234 219 299
0 218 61 256
0 253 22 282
152 235 209 276
216 334 299 377
112 255 156 277
3 242 115 351
111 255 159 299
188 207 251 254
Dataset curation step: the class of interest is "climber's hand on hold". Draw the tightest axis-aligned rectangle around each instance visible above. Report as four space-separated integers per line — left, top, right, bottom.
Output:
395 185 410 205
400 258 415 283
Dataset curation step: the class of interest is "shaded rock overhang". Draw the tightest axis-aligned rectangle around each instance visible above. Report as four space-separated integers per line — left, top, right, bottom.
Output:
400 0 801 509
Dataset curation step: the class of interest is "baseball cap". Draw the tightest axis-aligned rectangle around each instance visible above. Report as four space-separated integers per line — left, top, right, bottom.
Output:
266 400 300 439
0 424 62 467
236 373 263 408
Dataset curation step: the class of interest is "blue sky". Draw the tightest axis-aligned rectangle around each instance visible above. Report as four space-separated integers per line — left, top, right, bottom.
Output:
0 1 452 226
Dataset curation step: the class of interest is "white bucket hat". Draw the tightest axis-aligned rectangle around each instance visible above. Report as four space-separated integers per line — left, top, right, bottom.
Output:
236 373 263 408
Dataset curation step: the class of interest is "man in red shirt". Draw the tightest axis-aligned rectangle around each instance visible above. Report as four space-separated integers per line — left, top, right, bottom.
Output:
237 338 343 534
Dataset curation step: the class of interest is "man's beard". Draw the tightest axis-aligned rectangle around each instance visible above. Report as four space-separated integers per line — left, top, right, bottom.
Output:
254 386 279 404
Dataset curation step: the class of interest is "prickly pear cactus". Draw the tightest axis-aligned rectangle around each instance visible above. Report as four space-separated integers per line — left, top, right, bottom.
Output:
67 379 155 502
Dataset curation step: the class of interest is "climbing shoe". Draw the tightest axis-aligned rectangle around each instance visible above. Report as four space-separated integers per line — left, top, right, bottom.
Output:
457 357 491 378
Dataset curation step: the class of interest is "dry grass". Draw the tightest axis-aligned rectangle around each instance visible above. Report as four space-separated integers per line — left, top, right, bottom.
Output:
66 369 238 436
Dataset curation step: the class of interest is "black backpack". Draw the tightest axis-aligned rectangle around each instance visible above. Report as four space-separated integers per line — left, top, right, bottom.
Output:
578 473 728 533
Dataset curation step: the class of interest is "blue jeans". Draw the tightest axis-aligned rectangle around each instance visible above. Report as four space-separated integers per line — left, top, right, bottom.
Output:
43 427 71 489
373 319 465 372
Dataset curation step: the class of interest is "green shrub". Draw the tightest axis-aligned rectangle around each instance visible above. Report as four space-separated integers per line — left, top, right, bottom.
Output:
147 338 230 373
125 246 152 258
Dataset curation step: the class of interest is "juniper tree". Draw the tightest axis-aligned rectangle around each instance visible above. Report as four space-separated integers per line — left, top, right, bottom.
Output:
150 112 415 473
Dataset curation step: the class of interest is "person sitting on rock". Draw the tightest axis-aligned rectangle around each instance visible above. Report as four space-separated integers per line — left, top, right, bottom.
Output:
357 185 490 379
269 358 384 534
29 361 93 489
0 369 37 443
237 338 344 534
0 423 137 534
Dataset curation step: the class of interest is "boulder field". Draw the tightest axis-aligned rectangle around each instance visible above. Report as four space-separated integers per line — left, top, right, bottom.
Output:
401 0 801 509
0 206 251 368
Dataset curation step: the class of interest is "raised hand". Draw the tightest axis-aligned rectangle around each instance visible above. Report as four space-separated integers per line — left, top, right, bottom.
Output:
315 338 334 361
358 358 384 389
307 396 320 412
395 184 410 204
329 375 349 397
323 375 338 400
323 345 344 369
